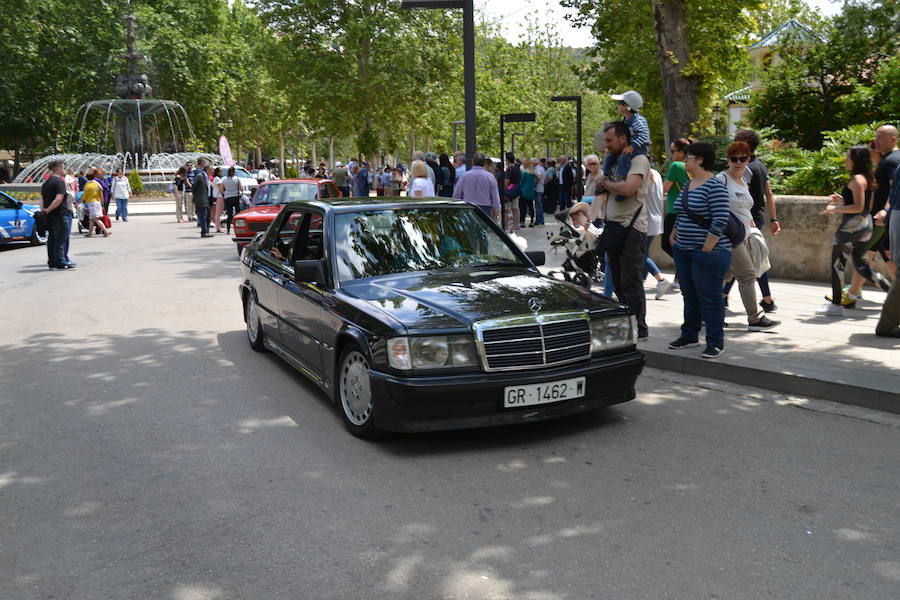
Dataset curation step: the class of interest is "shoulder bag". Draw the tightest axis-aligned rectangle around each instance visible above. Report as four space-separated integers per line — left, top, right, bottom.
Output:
596 205 642 254
679 185 745 246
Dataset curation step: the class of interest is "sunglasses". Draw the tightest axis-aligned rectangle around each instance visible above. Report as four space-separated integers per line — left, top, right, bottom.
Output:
729 155 750 163
586 161 598 166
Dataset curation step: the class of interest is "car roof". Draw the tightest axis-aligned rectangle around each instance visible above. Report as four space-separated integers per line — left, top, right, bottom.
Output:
260 179 333 185
281 196 470 213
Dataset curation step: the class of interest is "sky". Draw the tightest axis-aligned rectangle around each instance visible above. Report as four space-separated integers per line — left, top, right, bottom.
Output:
476 0 844 48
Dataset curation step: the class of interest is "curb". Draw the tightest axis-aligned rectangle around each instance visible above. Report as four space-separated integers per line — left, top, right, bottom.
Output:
642 349 900 415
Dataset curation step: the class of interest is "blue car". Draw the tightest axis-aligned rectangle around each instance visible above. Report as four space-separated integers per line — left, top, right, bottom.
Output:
0 190 46 246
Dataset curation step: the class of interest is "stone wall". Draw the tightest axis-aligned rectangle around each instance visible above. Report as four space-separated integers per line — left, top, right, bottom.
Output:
649 195 889 283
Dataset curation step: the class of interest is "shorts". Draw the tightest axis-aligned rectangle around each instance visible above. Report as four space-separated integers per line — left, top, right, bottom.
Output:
868 225 890 261
86 202 103 219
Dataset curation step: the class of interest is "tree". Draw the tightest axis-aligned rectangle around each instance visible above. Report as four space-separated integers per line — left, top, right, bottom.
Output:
748 0 899 148
562 0 760 147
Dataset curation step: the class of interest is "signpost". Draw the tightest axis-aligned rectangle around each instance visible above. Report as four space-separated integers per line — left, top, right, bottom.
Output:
499 112 536 163
402 1 476 167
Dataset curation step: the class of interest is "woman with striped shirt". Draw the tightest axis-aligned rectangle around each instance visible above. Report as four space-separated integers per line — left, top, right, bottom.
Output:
667 142 732 359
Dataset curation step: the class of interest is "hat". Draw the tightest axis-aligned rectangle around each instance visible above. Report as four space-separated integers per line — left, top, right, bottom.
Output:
611 90 643 111
335 161 343 167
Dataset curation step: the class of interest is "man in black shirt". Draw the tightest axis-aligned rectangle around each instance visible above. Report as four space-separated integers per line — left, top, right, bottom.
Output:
40 159 74 270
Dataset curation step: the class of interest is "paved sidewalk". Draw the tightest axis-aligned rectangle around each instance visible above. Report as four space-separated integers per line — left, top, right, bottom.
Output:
514 221 900 414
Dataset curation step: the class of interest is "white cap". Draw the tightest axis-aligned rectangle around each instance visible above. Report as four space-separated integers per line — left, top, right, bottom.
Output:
610 90 643 111
335 161 343 167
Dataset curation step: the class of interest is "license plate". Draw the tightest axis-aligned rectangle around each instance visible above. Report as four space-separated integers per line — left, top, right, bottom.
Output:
504 376 586 408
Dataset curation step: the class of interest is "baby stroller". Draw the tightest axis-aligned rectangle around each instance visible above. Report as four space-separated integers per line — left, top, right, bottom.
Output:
545 210 605 289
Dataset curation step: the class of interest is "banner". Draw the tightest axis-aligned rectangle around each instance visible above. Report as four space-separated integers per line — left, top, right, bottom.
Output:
219 136 234 166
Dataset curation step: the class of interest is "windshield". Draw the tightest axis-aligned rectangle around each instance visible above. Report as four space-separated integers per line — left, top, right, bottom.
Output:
233 167 252 179
334 207 524 281
255 183 318 206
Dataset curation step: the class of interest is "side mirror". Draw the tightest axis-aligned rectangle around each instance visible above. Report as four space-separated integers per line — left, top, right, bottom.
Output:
525 251 545 267
294 259 327 284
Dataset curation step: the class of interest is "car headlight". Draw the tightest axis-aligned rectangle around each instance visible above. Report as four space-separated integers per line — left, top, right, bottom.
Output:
590 316 636 353
387 335 479 370
234 218 246 229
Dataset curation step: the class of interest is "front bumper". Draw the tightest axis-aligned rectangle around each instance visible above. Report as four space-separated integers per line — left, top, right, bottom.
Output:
232 234 252 246
369 350 645 432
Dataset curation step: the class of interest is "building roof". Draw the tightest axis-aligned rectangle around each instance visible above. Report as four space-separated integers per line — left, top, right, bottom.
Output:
749 19 825 49
724 86 751 103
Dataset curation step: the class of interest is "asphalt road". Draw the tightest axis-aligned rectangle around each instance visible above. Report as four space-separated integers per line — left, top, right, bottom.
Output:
2 217 899 600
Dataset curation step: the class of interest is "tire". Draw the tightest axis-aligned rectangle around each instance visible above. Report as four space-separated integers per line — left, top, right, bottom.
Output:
245 293 266 352
237 244 243 258
337 344 383 439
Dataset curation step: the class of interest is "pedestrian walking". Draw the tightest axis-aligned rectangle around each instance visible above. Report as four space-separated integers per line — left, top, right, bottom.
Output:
111 168 132 222
644 165 675 298
817 145 891 316
173 166 187 222
222 166 243 235
533 158 546 225
212 167 225 233
82 168 110 239
519 158 536 227
439 153 455 197
661 137 691 258
504 152 521 232
875 159 900 337
724 129 780 312
452 152 501 219
40 159 77 269
194 165 213 238
183 161 196 221
667 142 732 358
717 141 780 330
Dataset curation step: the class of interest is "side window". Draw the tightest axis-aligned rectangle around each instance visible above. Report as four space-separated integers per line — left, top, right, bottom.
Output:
260 209 304 264
295 212 325 261
319 183 330 199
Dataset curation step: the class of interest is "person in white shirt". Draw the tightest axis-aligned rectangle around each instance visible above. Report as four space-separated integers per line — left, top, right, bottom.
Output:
111 167 132 222
212 167 225 233
222 166 244 234
257 164 270 183
533 158 546 225
408 160 436 198
643 167 675 298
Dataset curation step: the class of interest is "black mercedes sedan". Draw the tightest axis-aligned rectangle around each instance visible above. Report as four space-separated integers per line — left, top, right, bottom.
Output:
238 197 644 438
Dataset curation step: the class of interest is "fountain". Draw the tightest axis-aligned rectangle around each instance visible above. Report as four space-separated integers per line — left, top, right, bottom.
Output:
13 2 220 185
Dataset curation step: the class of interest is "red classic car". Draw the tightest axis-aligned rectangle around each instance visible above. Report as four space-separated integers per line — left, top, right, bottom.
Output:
231 179 339 256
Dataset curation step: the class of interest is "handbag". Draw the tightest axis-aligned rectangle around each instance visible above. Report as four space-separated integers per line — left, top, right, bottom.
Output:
679 185 745 246
506 183 521 200
596 205 643 254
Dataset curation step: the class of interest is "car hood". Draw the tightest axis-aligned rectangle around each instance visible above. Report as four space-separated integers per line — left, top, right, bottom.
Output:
235 205 283 219
340 267 621 333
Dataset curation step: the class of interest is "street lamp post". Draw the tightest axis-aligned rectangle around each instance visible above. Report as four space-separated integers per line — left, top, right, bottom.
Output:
402 1 476 167
510 132 526 156
451 120 465 153
551 95 582 167
499 112 536 162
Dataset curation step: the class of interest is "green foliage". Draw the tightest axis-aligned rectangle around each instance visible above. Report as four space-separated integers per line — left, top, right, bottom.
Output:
285 167 300 179
757 123 877 195
748 0 898 148
128 170 144 195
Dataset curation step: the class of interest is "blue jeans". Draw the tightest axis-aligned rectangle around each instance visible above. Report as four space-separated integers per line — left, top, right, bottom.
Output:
643 234 660 279
45 212 70 268
673 245 732 349
196 205 209 235
534 192 544 224
558 185 571 211
115 198 128 221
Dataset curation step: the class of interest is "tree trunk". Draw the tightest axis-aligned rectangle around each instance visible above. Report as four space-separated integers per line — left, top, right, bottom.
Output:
311 139 317 166
652 0 701 142
279 133 285 177
328 136 334 168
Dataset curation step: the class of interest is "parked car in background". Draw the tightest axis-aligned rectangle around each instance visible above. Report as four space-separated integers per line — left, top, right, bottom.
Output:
231 179 339 256
238 197 644 439
0 190 46 246
229 166 259 196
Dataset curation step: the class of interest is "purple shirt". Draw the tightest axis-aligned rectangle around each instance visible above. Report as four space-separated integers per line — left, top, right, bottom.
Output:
452 166 500 210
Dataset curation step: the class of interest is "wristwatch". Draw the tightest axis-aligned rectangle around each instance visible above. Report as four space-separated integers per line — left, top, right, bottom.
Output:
770 218 778 222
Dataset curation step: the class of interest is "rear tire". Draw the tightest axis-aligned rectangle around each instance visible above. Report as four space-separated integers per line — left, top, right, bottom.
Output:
237 245 243 258
245 293 266 352
337 344 383 439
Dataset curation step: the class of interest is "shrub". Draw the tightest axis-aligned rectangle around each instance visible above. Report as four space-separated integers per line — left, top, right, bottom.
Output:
128 170 143 195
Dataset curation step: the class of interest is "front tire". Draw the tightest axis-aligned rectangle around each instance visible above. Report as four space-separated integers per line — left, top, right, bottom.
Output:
337 345 383 439
245 293 266 352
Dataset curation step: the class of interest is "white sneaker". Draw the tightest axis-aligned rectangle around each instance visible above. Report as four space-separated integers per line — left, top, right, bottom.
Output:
815 303 844 316
655 278 674 300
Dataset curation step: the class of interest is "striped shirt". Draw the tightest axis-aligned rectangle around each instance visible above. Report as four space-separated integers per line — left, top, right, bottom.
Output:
674 177 732 251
